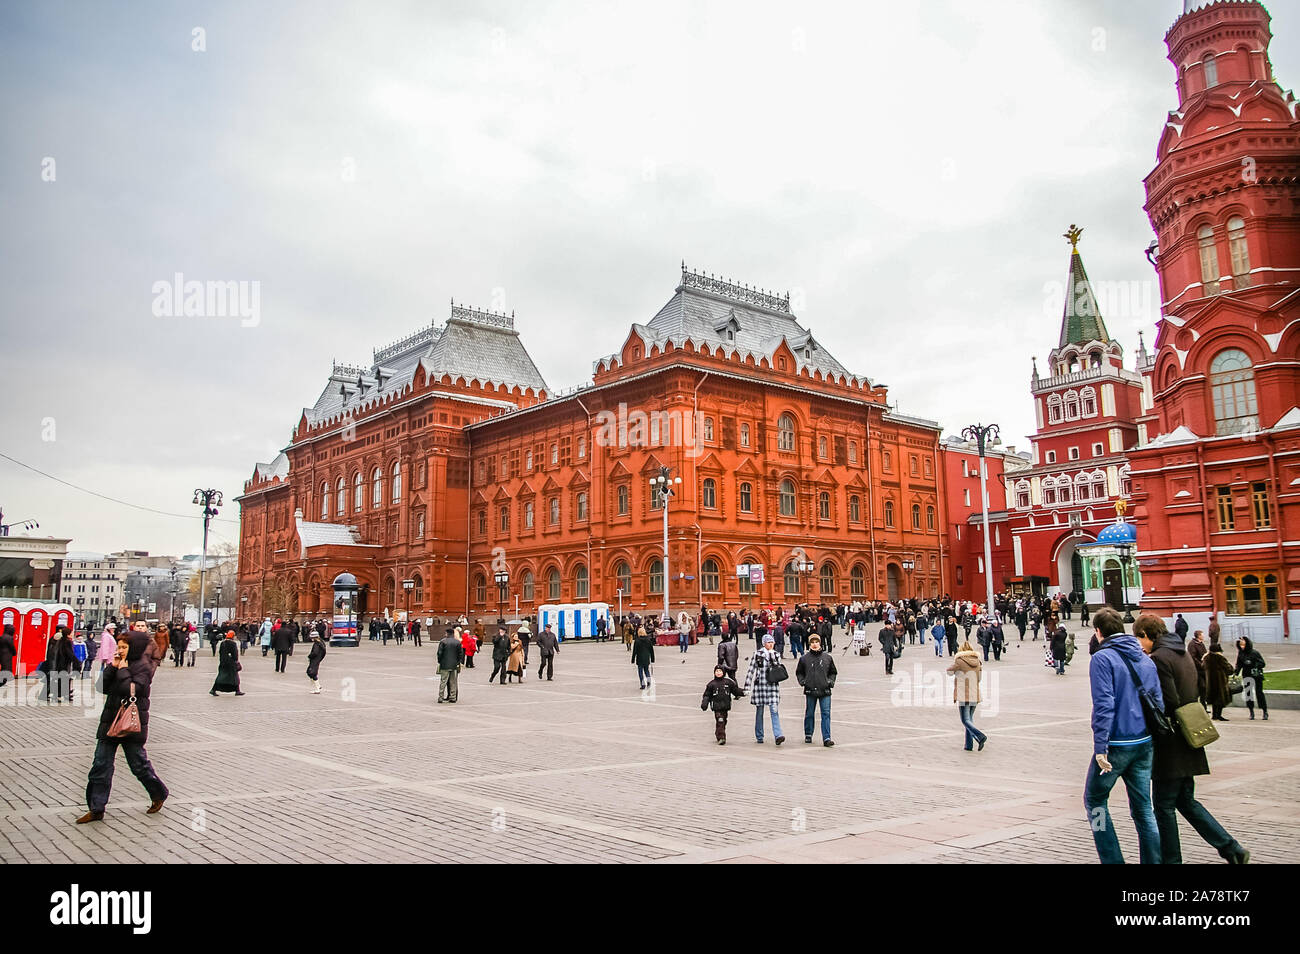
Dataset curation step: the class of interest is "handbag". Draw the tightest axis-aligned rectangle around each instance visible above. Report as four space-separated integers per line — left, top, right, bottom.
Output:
1172 699 1219 749
1227 674 1243 696
1105 647 1174 740
766 659 789 684
107 682 141 739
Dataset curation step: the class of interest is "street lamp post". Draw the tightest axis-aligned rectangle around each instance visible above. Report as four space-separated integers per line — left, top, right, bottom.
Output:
402 578 415 625
240 594 248 623
214 585 223 626
168 565 179 622
1115 542 1135 624
649 467 682 626
494 571 509 624
797 559 815 605
901 559 915 600
961 423 1000 619
192 489 223 627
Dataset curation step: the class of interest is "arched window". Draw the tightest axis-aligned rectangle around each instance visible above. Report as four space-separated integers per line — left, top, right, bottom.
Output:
1064 390 1080 420
1210 348 1259 435
1203 52 1218 88
522 570 535 602
848 441 857 464
819 563 835 595
320 481 329 519
818 491 831 520
525 449 533 470
617 485 629 515
384 576 396 608
1092 473 1108 500
412 573 423 606
740 422 750 447
703 417 714 442
1081 387 1097 417
702 478 717 509
576 492 588 521
524 501 534 529
701 559 720 593
577 436 586 459
926 505 936 530
336 477 346 516
550 443 558 465
615 562 631 595
1075 474 1091 501
415 511 425 539
818 436 828 458
884 500 895 527
849 494 861 522
391 461 401 503
499 505 509 532
549 497 560 525
1198 224 1221 295
474 573 486 604
1043 478 1057 506
1047 394 1063 423
353 472 362 512
372 467 383 507
575 564 588 600
784 561 800 595
1120 465 1132 498
1227 216 1250 287
779 479 796 516
648 559 663 595
1058 481 1072 504
911 503 921 529
547 567 561 601
883 450 892 471
850 563 866 597
777 413 796 452
739 482 753 513
1015 480 1031 509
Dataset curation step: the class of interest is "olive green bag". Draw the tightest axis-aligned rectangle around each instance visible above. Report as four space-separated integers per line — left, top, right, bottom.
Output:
1173 699 1219 749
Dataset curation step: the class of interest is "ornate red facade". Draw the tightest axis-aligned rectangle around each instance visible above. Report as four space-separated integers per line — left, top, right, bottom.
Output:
237 268 947 621
1129 0 1300 641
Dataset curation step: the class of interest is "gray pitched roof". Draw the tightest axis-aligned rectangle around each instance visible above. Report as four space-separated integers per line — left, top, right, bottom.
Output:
305 304 548 425
602 266 871 386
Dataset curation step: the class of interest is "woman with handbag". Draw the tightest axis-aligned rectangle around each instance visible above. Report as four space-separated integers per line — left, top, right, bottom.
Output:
77 630 169 823
1204 643 1234 721
742 633 786 745
210 630 245 696
1234 637 1269 720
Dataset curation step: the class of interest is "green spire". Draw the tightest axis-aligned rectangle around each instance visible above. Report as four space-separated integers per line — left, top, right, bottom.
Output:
1059 224 1110 349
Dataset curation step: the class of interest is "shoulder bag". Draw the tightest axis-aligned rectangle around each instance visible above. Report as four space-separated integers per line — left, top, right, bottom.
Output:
765 654 789 684
107 682 141 738
1172 699 1219 749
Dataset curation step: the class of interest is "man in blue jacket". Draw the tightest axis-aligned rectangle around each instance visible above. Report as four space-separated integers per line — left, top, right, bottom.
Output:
1085 607 1164 864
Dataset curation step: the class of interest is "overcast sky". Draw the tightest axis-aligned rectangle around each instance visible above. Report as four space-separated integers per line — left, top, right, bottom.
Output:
2 0 1296 557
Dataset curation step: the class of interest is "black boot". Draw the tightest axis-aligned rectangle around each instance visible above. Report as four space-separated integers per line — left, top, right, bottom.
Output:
1263 709 1269 720
1248 702 1255 720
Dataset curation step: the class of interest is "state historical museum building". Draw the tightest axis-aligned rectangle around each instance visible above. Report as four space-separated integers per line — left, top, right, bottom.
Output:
236 267 946 620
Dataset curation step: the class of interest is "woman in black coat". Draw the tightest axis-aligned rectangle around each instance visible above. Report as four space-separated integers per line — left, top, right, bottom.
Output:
77 631 169 823
210 632 244 696
306 634 326 694
1234 637 1268 720
0 623 15 685
1049 614 1068 675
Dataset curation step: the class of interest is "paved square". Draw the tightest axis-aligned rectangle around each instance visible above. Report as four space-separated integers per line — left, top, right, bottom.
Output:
1 629 1296 863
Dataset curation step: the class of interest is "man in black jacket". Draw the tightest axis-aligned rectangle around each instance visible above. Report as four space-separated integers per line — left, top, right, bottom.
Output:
436 628 464 703
796 634 837 746
489 626 510 684
535 624 559 681
1134 615 1249 864
272 620 296 673
879 621 900 675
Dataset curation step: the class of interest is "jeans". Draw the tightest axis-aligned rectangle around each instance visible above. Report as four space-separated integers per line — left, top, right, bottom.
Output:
754 702 783 741
85 738 168 813
1055 658 1066 674
1083 741 1161 864
803 695 831 741
1152 775 1240 864
958 703 986 750
934 639 944 657
678 633 688 653
637 663 651 687
789 636 804 658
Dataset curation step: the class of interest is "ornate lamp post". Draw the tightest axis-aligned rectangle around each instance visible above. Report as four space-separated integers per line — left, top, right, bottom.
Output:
797 559 815 604
214 584 223 626
192 489 223 626
494 570 509 624
961 423 1000 619
649 467 682 625
402 578 415 624
901 558 915 599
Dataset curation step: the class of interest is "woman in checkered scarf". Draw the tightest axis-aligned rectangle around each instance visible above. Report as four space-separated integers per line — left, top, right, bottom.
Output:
743 634 786 744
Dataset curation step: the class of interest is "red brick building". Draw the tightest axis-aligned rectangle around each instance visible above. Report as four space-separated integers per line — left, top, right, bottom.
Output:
940 435 1030 602
237 267 947 621
1128 0 1300 642
1002 232 1149 605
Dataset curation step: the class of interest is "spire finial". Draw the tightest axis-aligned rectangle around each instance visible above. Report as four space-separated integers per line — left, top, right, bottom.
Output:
1064 224 1083 251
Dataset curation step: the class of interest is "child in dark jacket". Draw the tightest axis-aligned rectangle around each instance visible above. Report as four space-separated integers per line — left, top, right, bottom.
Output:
701 665 744 745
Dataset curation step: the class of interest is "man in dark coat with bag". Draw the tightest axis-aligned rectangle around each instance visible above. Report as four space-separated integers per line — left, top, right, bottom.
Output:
77 630 169 823
1133 615 1249 864
272 619 296 673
